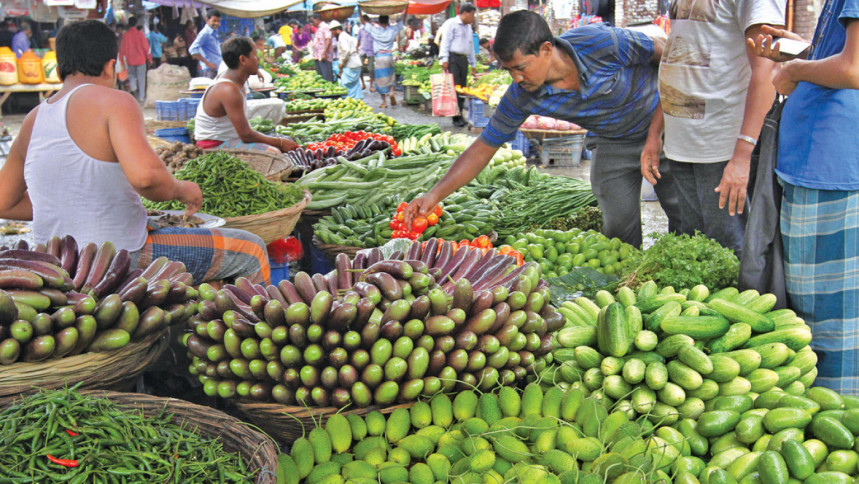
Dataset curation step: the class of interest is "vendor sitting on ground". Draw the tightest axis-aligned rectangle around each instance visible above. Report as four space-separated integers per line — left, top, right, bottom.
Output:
195 36 298 153
0 20 273 285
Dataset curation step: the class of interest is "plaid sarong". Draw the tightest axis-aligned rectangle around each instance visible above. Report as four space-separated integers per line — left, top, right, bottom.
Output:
374 52 395 95
134 227 270 285
781 180 859 395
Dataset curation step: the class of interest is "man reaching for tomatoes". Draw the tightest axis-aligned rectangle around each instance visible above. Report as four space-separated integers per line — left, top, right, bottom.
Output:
404 11 682 249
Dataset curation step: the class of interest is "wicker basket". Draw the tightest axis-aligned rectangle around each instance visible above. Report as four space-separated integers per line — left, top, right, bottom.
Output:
359 0 409 15
224 189 312 244
234 400 412 444
0 391 278 484
312 234 363 260
318 4 356 21
202 148 294 182
0 330 167 399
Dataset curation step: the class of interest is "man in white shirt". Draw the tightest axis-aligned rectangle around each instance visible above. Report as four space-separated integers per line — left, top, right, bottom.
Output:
330 21 363 100
642 0 785 257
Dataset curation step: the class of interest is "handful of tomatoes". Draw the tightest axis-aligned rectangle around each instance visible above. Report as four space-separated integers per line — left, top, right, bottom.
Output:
390 202 442 240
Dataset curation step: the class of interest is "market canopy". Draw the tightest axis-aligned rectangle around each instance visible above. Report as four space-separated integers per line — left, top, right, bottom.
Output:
406 0 450 15
193 0 306 17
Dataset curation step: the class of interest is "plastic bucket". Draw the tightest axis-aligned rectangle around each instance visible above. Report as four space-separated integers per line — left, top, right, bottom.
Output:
154 127 191 144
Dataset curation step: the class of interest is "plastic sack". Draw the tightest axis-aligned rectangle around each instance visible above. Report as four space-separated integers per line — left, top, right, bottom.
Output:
738 99 787 309
431 72 459 117
144 63 191 108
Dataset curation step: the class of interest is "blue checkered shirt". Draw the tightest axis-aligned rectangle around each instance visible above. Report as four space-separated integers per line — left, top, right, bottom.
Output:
479 24 659 147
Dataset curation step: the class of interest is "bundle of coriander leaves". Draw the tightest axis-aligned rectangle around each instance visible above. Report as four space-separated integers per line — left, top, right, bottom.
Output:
144 151 303 218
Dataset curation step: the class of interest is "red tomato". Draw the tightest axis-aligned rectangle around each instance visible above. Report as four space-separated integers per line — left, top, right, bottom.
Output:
397 202 408 213
389 219 399 230
396 212 404 222
434 205 444 217
475 235 491 249
426 213 438 226
412 217 428 234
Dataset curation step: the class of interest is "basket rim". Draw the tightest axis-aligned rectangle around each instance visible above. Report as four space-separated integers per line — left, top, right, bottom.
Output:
224 188 312 224
0 390 278 484
0 330 168 398
202 147 294 179
311 234 363 257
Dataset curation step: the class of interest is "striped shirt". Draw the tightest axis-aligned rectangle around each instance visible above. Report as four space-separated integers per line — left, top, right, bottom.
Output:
479 24 659 147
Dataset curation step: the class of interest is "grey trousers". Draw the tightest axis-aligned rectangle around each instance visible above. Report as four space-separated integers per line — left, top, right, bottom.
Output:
315 60 334 83
127 63 147 102
587 136 683 249
670 159 747 258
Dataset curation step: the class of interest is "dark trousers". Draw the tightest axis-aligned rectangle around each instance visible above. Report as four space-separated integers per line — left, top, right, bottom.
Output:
587 136 683 249
670 159 747 258
315 60 334 83
449 53 468 122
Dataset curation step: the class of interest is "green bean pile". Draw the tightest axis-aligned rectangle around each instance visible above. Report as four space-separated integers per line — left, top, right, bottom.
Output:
0 386 254 483
145 151 303 218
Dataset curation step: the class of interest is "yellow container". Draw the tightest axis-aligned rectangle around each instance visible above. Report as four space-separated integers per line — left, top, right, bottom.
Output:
18 51 44 84
42 51 59 83
0 47 17 86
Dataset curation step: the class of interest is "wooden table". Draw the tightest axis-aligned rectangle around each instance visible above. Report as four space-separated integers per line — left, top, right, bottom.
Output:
0 83 62 118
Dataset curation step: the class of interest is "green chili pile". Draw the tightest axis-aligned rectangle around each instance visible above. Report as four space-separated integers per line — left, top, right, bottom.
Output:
0 386 254 483
144 151 303 218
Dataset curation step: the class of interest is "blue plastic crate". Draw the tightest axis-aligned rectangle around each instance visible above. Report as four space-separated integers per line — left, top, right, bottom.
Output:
154 127 191 144
269 262 289 286
181 97 200 119
467 98 490 128
511 131 530 156
309 243 335 274
156 100 185 121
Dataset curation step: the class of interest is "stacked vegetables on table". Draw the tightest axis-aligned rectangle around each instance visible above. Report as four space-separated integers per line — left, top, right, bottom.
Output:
154 141 203 174
542 282 859 482
286 135 397 173
249 116 276 134
275 117 393 144
0 387 255 483
0 236 197 364
183 239 560 407
280 384 660 484
285 98 329 113
143 152 304 218
506 229 639 278
275 71 340 93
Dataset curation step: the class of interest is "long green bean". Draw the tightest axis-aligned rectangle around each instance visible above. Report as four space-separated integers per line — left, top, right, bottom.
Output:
0 386 254 483
144 151 303 218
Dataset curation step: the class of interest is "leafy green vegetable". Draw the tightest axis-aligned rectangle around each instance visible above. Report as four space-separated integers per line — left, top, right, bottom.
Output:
546 267 619 304
144 152 303 218
621 232 739 291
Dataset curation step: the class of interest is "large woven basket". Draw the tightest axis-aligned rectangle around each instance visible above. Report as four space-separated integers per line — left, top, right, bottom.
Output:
0 330 167 399
0 391 278 484
312 234 363 260
203 148 294 182
224 189 312 244
359 0 409 15
234 400 412 444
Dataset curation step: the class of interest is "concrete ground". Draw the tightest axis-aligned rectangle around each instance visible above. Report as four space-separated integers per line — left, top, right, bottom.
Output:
0 89 668 248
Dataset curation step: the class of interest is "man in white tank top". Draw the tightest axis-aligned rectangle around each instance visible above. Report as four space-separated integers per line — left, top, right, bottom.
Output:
194 36 298 153
0 20 273 286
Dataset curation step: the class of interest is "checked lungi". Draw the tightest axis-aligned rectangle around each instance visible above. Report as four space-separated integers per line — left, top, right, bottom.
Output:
133 227 271 285
374 51 395 95
781 180 859 395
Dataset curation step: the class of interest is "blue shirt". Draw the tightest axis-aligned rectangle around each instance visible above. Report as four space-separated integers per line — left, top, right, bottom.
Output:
479 24 658 147
366 23 403 53
147 31 168 58
189 24 222 70
777 0 859 190
11 31 29 57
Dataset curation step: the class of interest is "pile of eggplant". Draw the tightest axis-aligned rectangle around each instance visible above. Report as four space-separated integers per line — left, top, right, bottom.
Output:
284 139 393 172
0 237 199 365
183 239 564 408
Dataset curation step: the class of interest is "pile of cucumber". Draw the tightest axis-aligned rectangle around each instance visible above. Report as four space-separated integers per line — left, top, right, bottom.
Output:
183 240 559 407
278 385 658 484
546 282 859 483
0 236 198 365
